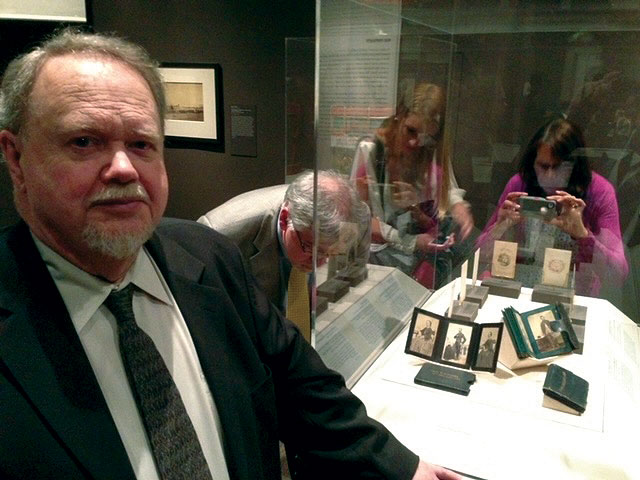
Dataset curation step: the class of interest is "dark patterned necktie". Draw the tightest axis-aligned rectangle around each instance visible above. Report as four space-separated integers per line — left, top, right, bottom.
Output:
104 284 212 480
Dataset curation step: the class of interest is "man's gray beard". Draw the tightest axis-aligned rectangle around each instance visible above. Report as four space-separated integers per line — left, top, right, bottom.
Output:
81 183 155 259
82 223 154 260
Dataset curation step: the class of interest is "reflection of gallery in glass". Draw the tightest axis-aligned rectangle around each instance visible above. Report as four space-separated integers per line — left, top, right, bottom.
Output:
405 308 503 373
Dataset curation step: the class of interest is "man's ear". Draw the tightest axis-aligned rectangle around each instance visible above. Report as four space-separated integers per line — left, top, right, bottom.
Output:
0 130 25 190
279 203 290 230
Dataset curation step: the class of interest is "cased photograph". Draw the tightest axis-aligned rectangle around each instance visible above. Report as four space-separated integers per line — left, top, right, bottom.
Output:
440 322 474 368
527 311 566 353
405 309 442 360
491 240 518 279
472 324 503 372
541 247 572 287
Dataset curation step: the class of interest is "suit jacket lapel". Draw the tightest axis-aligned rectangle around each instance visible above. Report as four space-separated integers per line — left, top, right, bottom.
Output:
146 229 270 480
249 208 287 310
0 222 133 479
0 222 272 480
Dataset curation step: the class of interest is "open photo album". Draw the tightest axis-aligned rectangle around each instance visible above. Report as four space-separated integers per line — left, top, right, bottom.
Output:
502 303 579 359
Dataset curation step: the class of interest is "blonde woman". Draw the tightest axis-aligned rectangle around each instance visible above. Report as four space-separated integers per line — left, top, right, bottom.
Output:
351 83 473 287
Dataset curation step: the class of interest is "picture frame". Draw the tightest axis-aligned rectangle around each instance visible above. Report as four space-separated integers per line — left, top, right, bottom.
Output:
405 309 442 360
491 240 518 279
406 308 502 372
439 320 475 369
0 0 88 22
472 323 503 372
524 307 573 358
541 247 572 287
158 63 224 152
502 304 578 359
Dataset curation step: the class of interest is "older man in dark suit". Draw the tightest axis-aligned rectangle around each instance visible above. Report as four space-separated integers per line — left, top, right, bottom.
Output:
0 29 459 480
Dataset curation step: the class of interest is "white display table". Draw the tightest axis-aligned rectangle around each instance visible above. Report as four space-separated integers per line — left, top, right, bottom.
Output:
351 279 640 480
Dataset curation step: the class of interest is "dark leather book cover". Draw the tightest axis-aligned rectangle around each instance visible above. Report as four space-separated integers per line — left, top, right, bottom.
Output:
414 362 476 396
555 303 580 351
543 364 589 413
502 307 532 358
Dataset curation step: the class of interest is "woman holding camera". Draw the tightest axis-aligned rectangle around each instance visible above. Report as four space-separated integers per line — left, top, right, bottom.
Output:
476 118 628 295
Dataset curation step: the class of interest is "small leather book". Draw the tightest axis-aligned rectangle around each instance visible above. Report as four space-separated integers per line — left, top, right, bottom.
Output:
542 364 589 414
414 362 476 396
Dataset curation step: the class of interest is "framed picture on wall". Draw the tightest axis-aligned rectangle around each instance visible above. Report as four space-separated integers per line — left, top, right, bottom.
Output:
158 63 224 152
0 0 88 22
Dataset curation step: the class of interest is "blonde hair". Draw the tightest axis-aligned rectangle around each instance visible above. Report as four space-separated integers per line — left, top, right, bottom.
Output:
378 82 451 216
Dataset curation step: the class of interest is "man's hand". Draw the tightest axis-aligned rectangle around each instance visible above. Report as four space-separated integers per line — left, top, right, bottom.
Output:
412 460 462 480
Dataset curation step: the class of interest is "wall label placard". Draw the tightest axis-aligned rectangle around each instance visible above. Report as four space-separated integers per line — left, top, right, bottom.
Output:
230 105 257 157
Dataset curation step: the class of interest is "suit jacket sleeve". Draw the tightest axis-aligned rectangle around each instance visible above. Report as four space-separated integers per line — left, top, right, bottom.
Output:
156 220 419 480
244 251 419 480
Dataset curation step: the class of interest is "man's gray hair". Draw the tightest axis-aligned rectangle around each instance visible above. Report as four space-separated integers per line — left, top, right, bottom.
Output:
284 170 368 246
0 28 165 136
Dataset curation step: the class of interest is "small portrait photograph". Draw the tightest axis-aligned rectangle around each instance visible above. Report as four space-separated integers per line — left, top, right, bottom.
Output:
441 322 473 367
491 240 517 279
541 247 572 287
497 252 511 267
528 311 566 353
473 324 503 372
405 308 443 360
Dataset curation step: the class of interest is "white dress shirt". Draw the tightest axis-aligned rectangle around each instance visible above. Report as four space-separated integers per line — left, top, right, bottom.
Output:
33 236 230 480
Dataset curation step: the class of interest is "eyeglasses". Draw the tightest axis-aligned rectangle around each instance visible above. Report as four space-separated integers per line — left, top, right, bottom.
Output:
295 228 313 254
295 228 333 258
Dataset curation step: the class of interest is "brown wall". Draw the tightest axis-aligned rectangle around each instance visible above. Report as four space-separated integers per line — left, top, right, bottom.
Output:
0 0 315 227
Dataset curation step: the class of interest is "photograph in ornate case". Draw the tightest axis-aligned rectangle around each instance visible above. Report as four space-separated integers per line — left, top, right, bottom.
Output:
541 247 572 287
405 308 503 374
472 324 503 372
491 240 518 279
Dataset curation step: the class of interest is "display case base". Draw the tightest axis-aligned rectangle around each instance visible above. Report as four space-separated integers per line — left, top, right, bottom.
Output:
317 278 350 302
498 325 556 370
532 284 574 304
481 277 522 298
316 295 329 316
447 300 479 323
462 285 490 307
336 264 368 287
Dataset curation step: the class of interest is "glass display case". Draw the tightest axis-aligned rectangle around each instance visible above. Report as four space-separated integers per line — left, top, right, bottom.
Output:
299 0 639 384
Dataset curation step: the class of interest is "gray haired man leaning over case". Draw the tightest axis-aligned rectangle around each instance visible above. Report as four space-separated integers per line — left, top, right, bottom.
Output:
198 170 370 315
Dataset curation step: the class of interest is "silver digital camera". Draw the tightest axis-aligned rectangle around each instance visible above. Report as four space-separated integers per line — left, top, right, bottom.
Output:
517 196 558 220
